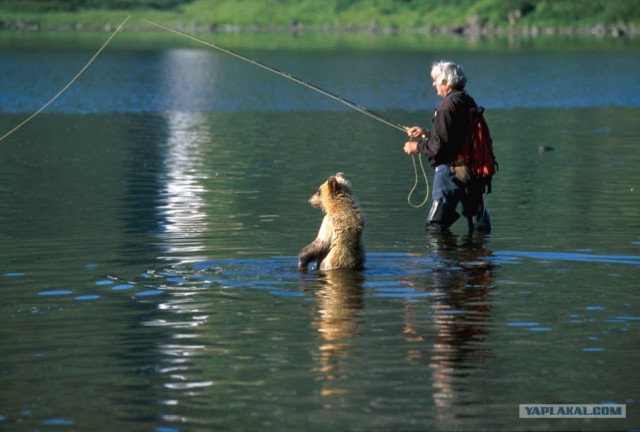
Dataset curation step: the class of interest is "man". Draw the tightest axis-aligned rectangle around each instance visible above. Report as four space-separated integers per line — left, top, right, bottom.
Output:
404 60 491 234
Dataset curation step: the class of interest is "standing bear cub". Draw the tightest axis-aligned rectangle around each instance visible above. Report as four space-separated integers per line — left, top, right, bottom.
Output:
298 172 366 271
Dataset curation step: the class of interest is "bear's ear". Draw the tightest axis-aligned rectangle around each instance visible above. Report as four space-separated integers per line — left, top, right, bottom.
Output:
334 172 351 187
327 176 339 194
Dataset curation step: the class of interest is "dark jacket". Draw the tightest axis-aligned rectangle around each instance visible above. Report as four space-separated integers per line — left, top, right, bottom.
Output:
417 90 477 167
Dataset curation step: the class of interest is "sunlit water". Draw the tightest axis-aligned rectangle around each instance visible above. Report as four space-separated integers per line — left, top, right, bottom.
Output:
0 33 639 431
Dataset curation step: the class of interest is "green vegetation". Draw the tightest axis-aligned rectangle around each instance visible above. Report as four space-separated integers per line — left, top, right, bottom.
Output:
1 0 638 36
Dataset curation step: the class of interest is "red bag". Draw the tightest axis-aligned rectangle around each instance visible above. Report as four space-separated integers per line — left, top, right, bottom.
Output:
457 105 498 193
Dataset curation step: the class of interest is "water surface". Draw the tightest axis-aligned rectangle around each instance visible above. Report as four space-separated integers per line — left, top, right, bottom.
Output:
0 33 638 431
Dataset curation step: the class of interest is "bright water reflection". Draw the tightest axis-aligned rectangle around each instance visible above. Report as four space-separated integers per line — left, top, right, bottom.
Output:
0 35 639 431
158 111 211 261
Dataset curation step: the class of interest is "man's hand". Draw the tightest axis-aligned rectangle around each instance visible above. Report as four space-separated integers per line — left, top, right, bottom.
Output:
403 141 418 155
405 126 427 138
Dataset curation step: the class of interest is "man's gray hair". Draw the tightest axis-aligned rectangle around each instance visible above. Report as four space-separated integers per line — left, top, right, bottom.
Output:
431 61 467 90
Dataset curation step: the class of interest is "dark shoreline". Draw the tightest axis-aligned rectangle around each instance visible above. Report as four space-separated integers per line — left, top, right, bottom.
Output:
2 20 638 39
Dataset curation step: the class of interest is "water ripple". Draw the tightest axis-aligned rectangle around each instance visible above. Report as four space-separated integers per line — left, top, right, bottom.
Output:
495 250 640 266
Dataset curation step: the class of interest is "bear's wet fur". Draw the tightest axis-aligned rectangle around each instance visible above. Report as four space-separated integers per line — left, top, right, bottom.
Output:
298 172 365 271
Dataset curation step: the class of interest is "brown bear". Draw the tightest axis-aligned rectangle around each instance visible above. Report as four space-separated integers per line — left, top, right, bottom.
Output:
298 172 366 271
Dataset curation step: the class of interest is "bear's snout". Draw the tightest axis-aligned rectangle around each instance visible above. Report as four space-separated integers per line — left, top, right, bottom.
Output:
309 192 322 209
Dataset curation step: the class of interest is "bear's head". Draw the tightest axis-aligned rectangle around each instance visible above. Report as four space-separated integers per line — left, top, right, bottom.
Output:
308 172 353 212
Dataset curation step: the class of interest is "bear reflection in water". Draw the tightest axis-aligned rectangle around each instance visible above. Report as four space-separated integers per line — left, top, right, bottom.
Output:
298 172 366 271
308 269 365 399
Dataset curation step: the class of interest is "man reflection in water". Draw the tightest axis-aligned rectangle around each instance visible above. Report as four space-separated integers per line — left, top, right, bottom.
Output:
403 61 491 234
403 234 496 422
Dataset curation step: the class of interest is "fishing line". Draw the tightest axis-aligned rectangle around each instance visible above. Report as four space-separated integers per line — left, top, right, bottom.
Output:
143 19 430 207
0 15 132 143
408 153 429 208
407 139 429 208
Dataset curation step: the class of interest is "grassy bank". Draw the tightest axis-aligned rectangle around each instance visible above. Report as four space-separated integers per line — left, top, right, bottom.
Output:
1 0 639 37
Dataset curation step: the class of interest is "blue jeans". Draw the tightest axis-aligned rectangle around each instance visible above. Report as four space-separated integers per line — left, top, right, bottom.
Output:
430 164 489 232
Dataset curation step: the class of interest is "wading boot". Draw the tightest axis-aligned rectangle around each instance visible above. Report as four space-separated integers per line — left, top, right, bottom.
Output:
469 206 491 234
426 200 460 233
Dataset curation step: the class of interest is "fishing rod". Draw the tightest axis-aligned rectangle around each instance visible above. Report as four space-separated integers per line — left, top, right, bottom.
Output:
0 16 428 206
143 19 408 133
144 19 429 208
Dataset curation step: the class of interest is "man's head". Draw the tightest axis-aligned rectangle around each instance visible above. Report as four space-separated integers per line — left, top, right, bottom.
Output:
430 61 467 97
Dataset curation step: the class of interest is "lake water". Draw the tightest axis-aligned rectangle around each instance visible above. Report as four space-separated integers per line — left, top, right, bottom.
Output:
0 31 639 431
